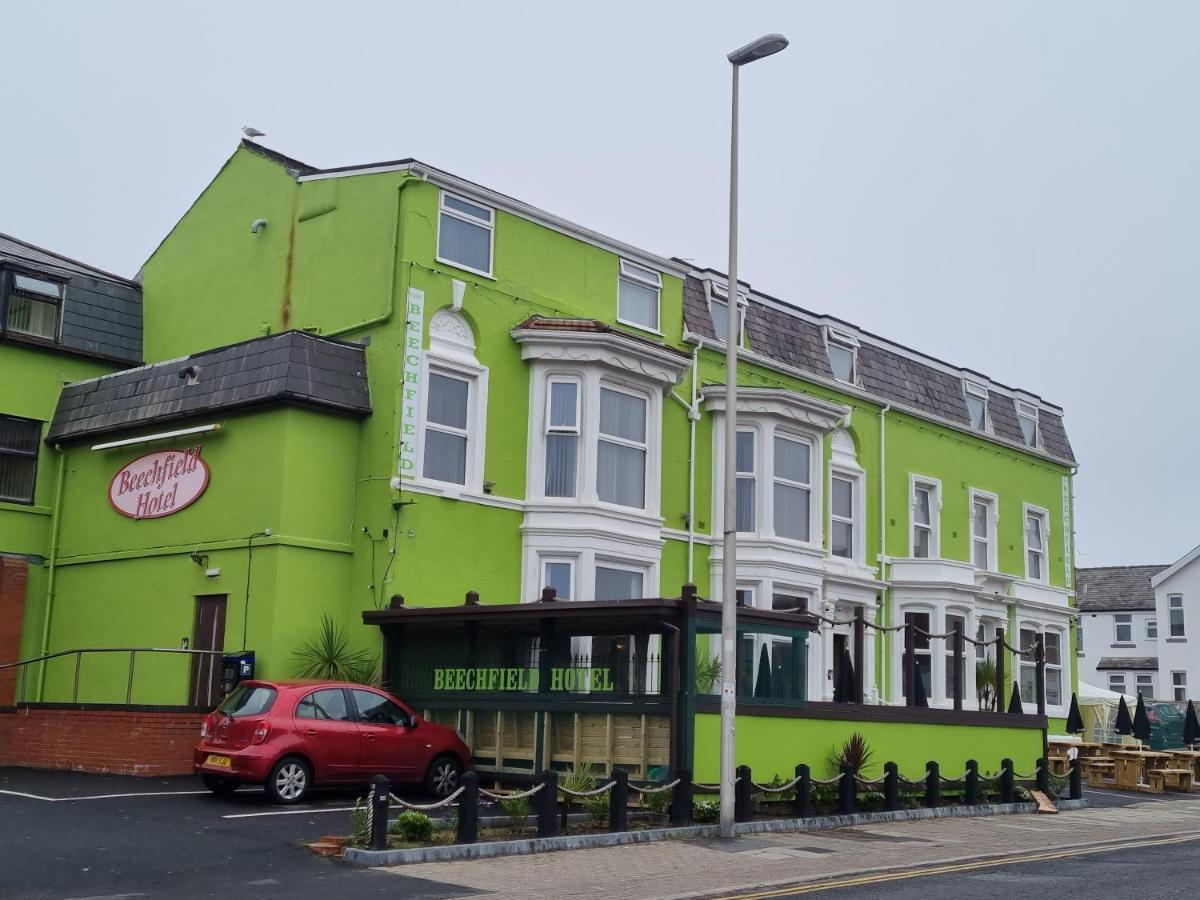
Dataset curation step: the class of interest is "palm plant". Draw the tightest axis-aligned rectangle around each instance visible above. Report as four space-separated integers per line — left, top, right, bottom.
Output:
976 658 998 711
292 615 379 683
695 654 722 694
828 732 875 781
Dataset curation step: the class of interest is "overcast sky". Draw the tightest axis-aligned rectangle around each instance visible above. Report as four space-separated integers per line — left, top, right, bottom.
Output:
5 2 1196 566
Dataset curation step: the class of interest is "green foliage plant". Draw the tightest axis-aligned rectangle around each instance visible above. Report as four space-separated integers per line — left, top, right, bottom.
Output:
391 811 434 842
292 615 379 683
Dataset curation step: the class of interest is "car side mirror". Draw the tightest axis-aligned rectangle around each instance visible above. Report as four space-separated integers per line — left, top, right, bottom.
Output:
407 715 419 729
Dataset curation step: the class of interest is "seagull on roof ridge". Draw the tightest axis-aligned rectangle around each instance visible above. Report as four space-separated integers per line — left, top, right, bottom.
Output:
242 126 266 139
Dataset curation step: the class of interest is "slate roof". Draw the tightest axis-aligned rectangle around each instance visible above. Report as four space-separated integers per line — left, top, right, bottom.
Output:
681 274 1076 464
0 231 142 364
1075 565 1168 612
1096 657 1159 671
48 330 370 443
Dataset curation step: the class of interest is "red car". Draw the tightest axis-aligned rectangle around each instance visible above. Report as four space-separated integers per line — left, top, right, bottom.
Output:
194 680 471 804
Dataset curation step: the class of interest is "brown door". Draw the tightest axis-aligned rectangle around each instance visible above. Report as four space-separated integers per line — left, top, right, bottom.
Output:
189 595 227 707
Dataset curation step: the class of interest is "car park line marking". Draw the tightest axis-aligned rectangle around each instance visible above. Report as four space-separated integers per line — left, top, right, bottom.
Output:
222 805 361 818
0 788 208 802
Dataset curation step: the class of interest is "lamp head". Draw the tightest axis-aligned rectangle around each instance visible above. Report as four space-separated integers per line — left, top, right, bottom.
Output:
728 33 789 66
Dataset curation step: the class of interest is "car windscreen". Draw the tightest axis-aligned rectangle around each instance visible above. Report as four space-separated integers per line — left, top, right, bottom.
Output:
217 684 276 717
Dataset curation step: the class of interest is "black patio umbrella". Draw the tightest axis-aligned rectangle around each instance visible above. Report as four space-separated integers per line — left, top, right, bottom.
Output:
1133 692 1152 744
1115 694 1134 736
836 648 857 703
1065 693 1085 735
1007 681 1023 714
913 665 929 708
1183 700 1199 748
753 643 772 699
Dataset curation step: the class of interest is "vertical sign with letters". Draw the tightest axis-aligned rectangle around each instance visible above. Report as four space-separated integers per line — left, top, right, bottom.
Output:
1062 475 1073 589
398 287 425 475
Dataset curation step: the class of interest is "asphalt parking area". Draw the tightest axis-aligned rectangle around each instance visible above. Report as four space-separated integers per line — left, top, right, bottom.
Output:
0 767 474 900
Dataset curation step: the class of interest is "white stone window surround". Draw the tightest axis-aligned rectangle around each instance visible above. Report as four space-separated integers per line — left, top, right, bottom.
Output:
703 386 849 554
1023 503 1051 585
909 474 942 560
411 308 490 496
523 540 659 605
968 488 1000 573
1015 615 1070 717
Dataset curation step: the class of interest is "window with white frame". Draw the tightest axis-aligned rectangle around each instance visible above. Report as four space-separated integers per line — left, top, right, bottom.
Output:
0 415 39 504
944 613 966 700
911 478 938 558
422 371 472 485
596 386 647 509
617 260 661 332
1108 673 1127 694
964 381 989 432
542 558 575 601
903 610 932 701
1024 507 1048 583
1114 614 1133 644
6 273 63 340
1173 671 1188 702
825 328 857 384
1147 619 1158 640
709 290 745 345
1076 617 1084 655
1019 628 1038 702
544 379 580 497
437 192 494 276
1044 631 1062 706
970 492 996 570
830 474 857 559
773 434 812 542
735 431 756 533
594 564 645 601
1169 594 1186 638
1135 672 1155 698
1016 401 1039 448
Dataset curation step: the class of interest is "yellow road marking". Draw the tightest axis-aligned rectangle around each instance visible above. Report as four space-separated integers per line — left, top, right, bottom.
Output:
716 831 1200 899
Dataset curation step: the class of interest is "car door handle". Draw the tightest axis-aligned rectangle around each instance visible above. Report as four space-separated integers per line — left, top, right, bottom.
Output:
303 729 318 736
364 734 377 742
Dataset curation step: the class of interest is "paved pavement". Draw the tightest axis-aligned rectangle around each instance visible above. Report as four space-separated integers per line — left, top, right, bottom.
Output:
380 787 1200 899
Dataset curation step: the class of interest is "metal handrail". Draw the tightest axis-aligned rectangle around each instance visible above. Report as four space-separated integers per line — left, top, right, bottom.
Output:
1 647 226 705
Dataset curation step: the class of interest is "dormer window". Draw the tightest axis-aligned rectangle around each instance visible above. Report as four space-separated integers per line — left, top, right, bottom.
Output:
617 260 661 333
1016 401 1039 447
825 328 857 384
5 273 63 341
437 192 494 277
709 287 746 346
964 381 989 431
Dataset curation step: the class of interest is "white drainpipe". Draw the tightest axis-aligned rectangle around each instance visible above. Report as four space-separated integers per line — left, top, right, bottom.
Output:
669 343 703 584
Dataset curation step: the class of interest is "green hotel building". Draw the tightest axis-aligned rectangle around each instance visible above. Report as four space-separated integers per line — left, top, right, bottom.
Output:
0 141 1077 778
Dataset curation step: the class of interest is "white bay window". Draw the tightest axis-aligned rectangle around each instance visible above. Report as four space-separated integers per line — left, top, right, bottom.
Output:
773 434 812 542
736 431 757 533
597 386 648 509
544 380 580 497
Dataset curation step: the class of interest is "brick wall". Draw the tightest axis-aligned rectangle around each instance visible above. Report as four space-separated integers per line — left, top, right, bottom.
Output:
0 556 28 706
0 706 204 776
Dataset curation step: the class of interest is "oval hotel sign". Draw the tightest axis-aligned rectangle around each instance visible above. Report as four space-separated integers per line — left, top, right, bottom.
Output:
109 446 209 519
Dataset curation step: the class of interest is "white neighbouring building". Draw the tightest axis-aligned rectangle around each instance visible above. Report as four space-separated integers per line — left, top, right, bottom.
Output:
1077 555 1197 703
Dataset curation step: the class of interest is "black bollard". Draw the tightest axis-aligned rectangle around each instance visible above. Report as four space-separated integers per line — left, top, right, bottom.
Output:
537 770 558 838
794 764 812 818
671 769 693 826
965 759 980 805
369 774 390 851
735 765 752 822
1036 757 1051 796
609 768 629 833
1069 757 1082 801
924 761 940 809
457 771 479 844
838 762 855 815
999 758 1015 804
884 762 899 812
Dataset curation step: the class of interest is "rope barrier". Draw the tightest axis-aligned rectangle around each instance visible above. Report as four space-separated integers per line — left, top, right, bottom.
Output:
558 782 616 798
388 786 465 811
751 775 803 792
479 783 545 802
693 777 741 790
627 779 681 795
809 772 846 785
809 612 859 627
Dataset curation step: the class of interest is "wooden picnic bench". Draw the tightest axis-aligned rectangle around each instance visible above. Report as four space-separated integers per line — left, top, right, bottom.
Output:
1161 768 1195 792
1080 758 1114 785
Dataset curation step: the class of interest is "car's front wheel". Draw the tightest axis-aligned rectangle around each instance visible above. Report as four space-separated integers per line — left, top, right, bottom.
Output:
201 774 240 797
266 756 312 804
425 755 463 798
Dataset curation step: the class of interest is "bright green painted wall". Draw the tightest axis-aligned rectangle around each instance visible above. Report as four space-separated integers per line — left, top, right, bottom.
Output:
693 712 1043 783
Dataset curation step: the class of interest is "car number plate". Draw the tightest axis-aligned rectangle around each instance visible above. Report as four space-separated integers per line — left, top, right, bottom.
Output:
205 754 232 769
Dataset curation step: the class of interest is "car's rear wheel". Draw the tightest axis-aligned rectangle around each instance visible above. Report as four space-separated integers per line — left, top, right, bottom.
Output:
201 774 240 797
425 755 463 798
266 756 312 804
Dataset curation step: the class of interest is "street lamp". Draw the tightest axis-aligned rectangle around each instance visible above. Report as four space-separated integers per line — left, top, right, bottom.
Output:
720 32 788 839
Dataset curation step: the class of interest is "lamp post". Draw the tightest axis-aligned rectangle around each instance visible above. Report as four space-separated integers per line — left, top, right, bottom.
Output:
720 32 789 839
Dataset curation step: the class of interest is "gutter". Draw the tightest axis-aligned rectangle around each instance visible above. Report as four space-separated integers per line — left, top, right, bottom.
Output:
878 404 891 702
668 344 702 584
36 444 67 701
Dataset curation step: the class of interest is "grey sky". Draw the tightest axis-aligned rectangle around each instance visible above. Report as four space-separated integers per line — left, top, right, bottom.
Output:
5 2 1196 566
